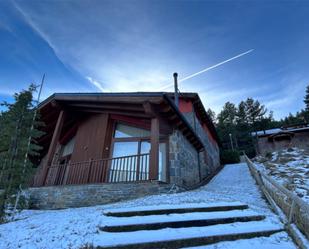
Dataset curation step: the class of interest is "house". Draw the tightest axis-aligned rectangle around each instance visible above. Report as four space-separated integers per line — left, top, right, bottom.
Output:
30 92 220 209
252 123 309 155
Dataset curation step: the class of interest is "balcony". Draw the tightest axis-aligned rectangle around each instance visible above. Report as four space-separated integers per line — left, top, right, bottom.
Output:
32 153 150 186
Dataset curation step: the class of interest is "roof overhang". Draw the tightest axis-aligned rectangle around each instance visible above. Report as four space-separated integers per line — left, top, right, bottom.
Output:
38 92 212 152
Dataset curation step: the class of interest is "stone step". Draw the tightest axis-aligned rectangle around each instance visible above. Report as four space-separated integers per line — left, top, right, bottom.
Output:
101 214 266 232
95 221 284 249
103 203 249 217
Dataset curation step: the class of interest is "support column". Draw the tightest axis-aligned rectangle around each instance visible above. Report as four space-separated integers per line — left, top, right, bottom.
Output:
149 117 159 180
40 110 65 186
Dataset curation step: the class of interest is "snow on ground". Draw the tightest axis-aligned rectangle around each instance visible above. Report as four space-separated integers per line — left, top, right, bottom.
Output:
92 220 284 247
0 163 294 249
184 232 296 249
254 147 309 203
102 209 262 226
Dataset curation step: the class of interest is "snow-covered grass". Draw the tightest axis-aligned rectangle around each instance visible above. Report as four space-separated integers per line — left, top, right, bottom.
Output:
184 232 296 249
0 164 294 249
254 147 309 203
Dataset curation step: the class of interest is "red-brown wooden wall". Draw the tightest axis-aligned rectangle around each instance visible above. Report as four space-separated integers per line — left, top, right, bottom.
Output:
70 113 109 163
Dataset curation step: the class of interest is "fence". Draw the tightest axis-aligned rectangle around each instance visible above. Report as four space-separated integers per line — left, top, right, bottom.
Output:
245 155 309 246
32 153 150 186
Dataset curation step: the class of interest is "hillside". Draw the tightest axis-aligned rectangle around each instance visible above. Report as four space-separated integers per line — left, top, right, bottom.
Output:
0 164 296 249
254 147 309 204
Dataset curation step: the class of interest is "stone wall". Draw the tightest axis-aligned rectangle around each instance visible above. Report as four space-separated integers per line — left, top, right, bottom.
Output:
28 181 177 209
257 131 309 155
182 112 220 174
169 130 200 187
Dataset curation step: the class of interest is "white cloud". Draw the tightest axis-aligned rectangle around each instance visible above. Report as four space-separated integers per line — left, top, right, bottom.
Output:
85 76 110 92
10 2 309 120
11 1 198 94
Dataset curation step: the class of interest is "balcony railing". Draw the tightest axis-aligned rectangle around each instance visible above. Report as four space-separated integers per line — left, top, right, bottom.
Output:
32 153 150 187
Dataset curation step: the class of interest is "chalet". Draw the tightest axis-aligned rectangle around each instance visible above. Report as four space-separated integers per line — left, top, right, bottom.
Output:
252 123 309 155
30 92 220 209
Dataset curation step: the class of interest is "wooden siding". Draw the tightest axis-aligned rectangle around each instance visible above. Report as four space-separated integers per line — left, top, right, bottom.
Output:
70 113 109 162
179 98 193 113
179 98 217 147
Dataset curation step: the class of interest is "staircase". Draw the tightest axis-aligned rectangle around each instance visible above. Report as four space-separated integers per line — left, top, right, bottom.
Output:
95 202 285 249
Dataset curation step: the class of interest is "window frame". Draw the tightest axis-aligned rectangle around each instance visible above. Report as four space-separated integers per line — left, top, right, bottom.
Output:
109 121 169 182
110 121 152 157
58 136 76 165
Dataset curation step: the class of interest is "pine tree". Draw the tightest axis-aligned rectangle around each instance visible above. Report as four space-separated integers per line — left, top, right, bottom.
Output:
0 84 44 222
206 108 216 123
245 98 267 125
217 102 237 126
236 101 247 125
217 102 237 150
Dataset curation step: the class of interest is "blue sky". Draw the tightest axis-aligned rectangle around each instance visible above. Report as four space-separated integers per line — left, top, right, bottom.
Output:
0 1 309 119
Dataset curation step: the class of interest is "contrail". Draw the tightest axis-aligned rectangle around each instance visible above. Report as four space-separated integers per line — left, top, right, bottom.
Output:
158 49 254 91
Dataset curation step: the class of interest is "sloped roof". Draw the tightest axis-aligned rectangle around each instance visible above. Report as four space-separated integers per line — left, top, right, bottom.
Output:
39 92 219 153
252 124 309 138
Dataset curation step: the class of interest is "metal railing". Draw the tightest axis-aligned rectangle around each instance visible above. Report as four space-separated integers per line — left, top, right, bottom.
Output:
32 153 150 186
245 155 309 246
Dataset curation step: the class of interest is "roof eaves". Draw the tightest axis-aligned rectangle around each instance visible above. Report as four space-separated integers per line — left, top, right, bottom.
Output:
191 94 220 144
163 93 204 151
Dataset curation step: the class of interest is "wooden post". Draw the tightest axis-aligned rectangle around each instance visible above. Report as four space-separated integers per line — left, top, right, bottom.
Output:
40 110 65 186
288 199 296 225
87 159 93 183
149 118 159 180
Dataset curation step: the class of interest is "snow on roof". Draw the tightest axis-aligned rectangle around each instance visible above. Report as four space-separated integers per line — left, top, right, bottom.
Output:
252 125 309 137
251 128 282 136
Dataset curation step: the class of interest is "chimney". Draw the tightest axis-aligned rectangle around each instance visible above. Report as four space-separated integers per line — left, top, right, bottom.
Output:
173 72 179 108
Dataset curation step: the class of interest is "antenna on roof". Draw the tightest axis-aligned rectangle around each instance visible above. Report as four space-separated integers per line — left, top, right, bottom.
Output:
173 72 179 108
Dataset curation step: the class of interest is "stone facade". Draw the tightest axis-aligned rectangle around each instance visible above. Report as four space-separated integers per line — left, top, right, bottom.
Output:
256 131 309 155
169 130 200 187
28 181 177 209
182 112 220 173
167 111 220 188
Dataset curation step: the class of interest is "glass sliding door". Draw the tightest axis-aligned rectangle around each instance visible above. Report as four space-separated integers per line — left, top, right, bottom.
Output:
112 141 139 158
140 141 150 180
139 141 167 181
110 141 139 182
159 143 167 182
109 122 167 182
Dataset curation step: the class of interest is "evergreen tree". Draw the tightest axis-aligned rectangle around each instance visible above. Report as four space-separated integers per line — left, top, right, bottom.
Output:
0 85 44 222
217 102 237 126
217 102 237 150
214 89 309 159
216 98 270 158
236 101 247 125
281 111 306 126
244 98 267 125
206 108 216 123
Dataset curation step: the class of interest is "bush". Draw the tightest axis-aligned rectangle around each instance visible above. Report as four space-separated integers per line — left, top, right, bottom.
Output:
244 147 256 158
265 151 272 159
220 150 240 164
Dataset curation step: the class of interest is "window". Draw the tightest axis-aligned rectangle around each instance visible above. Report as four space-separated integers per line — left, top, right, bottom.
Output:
112 141 139 158
61 136 75 157
59 136 75 165
112 123 150 157
114 123 150 138
110 122 167 182
159 143 167 182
